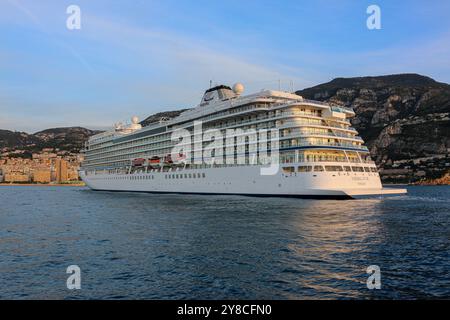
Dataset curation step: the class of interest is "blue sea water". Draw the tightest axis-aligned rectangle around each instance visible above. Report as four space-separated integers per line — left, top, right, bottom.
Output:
0 185 449 299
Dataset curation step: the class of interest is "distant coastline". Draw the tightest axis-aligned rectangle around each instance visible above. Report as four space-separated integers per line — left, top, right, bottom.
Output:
0 182 85 187
413 173 450 186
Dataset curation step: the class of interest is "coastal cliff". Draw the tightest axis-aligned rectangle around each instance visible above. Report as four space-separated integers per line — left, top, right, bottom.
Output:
296 74 450 184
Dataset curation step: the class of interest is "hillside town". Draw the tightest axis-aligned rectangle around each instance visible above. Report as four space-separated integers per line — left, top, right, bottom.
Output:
0 147 82 184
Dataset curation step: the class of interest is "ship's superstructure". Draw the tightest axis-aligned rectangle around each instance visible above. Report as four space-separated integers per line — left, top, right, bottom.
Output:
80 84 406 198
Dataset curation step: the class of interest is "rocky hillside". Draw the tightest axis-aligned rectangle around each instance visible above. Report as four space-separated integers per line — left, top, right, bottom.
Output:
0 127 102 154
33 127 102 152
297 74 450 183
0 130 40 149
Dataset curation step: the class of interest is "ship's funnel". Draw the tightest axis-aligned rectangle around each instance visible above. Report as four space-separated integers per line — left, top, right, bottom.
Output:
200 85 236 106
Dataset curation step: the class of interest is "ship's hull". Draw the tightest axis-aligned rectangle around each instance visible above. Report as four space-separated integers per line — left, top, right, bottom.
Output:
79 163 407 199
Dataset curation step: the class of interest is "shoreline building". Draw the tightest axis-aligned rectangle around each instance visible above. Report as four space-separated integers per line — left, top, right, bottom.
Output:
55 159 69 183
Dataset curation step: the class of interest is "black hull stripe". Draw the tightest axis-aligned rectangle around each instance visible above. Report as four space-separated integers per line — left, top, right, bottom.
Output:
89 188 352 200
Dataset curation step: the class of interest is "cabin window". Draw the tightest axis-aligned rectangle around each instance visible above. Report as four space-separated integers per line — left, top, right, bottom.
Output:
370 167 378 173
282 167 295 173
343 166 352 172
298 166 312 172
364 167 371 172
202 173 206 178
352 166 364 172
325 166 344 172
314 166 324 172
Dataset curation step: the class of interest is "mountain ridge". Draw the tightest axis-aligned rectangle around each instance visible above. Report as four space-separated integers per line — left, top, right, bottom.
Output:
2 73 449 183
0 127 102 153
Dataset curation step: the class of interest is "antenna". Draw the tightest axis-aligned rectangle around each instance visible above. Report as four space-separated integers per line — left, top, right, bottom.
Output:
209 80 212 88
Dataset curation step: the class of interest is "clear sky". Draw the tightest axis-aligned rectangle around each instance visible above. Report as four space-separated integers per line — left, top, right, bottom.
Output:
1 0 450 132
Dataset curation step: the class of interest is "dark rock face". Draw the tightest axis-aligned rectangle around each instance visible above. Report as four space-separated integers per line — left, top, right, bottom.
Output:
0 130 40 149
297 74 450 183
33 127 103 152
0 127 102 153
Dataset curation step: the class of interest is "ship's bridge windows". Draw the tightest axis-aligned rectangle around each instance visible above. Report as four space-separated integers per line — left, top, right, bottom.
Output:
314 166 325 172
370 167 378 173
343 166 352 172
298 165 312 172
282 167 295 174
364 167 371 172
352 166 364 172
325 166 344 172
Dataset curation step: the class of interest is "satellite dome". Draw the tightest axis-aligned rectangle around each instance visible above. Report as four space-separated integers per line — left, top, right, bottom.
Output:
131 116 139 124
232 83 244 95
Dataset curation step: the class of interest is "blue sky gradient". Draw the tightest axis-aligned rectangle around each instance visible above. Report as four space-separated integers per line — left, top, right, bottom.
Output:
1 0 450 132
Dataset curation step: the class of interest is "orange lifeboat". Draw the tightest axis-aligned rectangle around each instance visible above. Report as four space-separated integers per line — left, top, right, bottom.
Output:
149 156 160 164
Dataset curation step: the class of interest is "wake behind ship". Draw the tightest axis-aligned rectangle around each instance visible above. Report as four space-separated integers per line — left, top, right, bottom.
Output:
79 84 406 199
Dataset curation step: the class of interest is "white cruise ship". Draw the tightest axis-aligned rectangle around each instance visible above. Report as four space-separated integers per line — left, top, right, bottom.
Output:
80 84 406 199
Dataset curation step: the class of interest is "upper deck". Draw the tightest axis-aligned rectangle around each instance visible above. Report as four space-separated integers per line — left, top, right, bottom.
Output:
85 85 354 148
